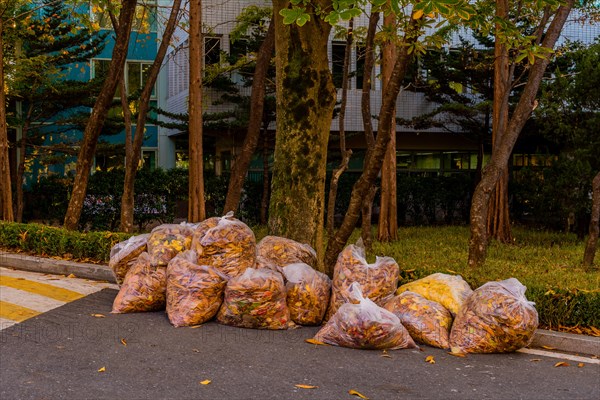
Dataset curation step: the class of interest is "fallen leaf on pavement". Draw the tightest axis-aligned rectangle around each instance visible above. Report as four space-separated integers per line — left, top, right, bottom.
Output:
554 362 569 367
542 345 556 350
305 338 327 345
192 349 200 353
199 380 211 385
448 347 467 357
190 325 202 329
425 355 435 364
67 273 76 278
577 363 584 368
120 338 127 346
380 350 392 359
348 389 369 399
530 359 542 362
295 384 318 389
98 367 106 372
91 314 106 318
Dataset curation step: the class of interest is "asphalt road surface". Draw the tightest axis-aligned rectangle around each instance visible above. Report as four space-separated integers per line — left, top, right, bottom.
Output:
1 289 598 400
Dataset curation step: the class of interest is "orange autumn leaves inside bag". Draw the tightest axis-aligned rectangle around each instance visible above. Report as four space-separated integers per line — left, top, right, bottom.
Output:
166 250 228 327
450 278 539 353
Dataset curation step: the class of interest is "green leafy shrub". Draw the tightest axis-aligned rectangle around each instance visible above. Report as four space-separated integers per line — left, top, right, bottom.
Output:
0 222 131 262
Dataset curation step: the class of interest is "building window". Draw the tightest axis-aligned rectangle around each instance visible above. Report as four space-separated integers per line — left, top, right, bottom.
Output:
331 42 346 88
142 150 156 170
92 60 156 99
205 37 222 67
92 0 157 32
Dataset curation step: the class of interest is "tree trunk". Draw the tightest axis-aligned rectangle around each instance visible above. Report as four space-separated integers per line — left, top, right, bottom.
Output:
324 22 419 272
120 0 182 232
0 18 14 222
360 11 379 241
224 20 275 214
487 0 512 243
188 0 206 222
260 121 270 225
361 186 378 251
269 0 336 268
63 0 137 230
468 1 574 268
15 104 33 223
327 18 353 237
583 172 600 269
118 73 134 231
378 12 398 242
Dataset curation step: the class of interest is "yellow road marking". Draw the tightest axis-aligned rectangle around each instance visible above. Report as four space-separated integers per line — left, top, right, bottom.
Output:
0 275 85 302
0 301 41 322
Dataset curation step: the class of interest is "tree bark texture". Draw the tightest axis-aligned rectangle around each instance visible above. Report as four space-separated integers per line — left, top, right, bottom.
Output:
269 0 336 267
359 11 379 241
223 20 275 214
487 0 512 243
324 22 419 272
326 18 353 237
260 122 270 225
63 0 137 230
361 186 378 251
15 104 33 222
468 0 574 268
188 0 206 222
583 172 600 268
0 18 14 222
378 13 398 242
120 0 182 232
118 73 134 232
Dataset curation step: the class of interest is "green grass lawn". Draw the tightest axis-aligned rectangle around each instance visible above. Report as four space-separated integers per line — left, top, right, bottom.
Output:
368 226 599 292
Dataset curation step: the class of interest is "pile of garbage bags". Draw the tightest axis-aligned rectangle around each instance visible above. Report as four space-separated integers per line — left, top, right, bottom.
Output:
109 213 539 354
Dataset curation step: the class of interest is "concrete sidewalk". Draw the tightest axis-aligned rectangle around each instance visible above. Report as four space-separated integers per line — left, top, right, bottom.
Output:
1 250 598 358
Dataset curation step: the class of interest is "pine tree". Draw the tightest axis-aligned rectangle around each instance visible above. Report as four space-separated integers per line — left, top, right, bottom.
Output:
9 0 107 221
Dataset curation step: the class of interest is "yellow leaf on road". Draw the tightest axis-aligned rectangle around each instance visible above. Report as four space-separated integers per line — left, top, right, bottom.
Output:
530 359 542 362
577 363 584 368
305 338 327 345
425 355 435 364
348 389 369 399
380 350 392 359
295 384 318 389
91 313 105 318
120 338 127 346
199 380 211 385
554 362 569 367
67 274 76 278
542 345 556 350
98 367 106 372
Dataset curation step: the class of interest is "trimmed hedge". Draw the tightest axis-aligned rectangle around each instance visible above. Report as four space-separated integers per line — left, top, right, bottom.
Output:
0 222 131 263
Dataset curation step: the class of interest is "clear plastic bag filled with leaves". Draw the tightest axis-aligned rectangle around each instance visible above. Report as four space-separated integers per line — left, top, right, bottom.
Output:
109 233 149 286
191 212 256 279
147 223 195 266
256 235 317 268
216 268 291 330
283 263 331 326
112 252 167 313
449 278 539 354
384 291 453 349
313 283 417 350
326 240 399 320
166 250 228 327
396 272 473 316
